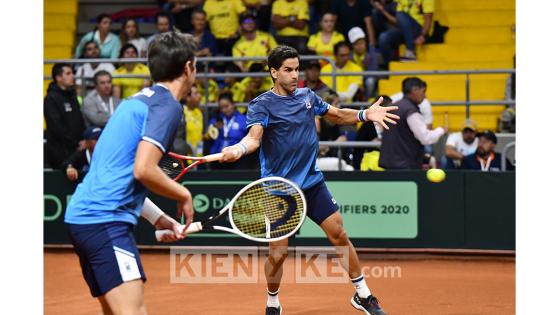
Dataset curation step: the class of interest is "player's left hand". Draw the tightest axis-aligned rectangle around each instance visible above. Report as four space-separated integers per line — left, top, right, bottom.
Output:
366 96 400 130
221 145 242 162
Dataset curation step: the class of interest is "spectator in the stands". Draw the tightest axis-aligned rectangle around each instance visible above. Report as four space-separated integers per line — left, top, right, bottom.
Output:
62 127 101 181
112 44 151 99
146 12 173 47
271 0 310 53
243 0 273 32
352 95 386 169
184 86 206 157
232 13 277 71
320 41 363 102
307 12 345 64
166 0 204 33
348 26 377 99
119 18 148 58
75 13 121 59
82 71 120 128
331 0 375 48
190 9 218 57
370 0 398 43
298 60 330 97
500 55 516 133
379 77 446 169
221 63 244 98
390 89 432 128
44 63 86 169
462 130 514 171
74 40 116 97
378 0 434 63
203 0 247 56
208 92 247 159
232 62 273 106
442 119 479 169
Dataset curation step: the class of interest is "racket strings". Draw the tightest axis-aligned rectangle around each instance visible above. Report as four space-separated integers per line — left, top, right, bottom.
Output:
159 154 184 179
231 180 305 239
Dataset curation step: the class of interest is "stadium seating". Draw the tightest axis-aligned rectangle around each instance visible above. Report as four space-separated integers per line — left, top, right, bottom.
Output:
379 0 515 131
44 0 78 94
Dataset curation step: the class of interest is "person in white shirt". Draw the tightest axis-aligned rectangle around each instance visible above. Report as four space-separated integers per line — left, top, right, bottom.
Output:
82 71 120 127
443 119 479 169
75 40 116 97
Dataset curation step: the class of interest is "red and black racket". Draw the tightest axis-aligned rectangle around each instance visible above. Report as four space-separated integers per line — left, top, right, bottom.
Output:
159 152 223 181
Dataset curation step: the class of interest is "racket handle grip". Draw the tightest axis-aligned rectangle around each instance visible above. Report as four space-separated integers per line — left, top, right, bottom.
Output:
154 222 203 242
204 153 223 163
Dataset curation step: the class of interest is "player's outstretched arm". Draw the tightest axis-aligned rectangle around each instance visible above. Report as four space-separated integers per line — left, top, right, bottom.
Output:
134 141 194 228
221 124 264 162
323 96 400 129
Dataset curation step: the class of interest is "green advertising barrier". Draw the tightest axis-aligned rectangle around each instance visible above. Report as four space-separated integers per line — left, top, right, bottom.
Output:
44 170 515 250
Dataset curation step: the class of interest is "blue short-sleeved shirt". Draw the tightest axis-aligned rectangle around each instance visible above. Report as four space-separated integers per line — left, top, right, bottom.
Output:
246 88 330 190
65 84 183 225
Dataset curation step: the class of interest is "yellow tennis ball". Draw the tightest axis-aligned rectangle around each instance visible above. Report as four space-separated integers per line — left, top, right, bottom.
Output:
427 168 446 183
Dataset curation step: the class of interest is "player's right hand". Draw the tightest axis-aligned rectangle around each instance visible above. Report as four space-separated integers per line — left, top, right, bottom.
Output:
221 145 242 162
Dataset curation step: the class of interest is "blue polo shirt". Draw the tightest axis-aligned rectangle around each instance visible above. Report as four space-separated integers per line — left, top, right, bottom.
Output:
65 84 183 225
246 88 330 190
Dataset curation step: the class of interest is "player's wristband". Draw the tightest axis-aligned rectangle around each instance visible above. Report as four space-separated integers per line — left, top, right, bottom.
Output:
235 142 248 156
141 197 165 225
357 110 368 122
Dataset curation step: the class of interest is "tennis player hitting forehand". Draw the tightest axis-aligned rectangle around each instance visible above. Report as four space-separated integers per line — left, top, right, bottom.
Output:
221 46 399 315
64 32 198 314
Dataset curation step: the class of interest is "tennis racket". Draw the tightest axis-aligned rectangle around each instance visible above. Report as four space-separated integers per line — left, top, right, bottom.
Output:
159 152 223 181
155 177 307 243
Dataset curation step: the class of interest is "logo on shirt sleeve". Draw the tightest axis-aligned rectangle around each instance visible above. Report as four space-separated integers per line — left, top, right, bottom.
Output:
305 97 312 110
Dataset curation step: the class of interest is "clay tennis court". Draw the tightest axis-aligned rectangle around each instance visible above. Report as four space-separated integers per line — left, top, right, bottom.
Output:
45 249 514 314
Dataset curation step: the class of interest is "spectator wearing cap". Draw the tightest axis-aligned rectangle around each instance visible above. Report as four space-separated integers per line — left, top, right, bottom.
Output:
203 0 247 56
232 13 277 72
442 119 479 169
75 13 121 59
271 0 310 53
306 12 345 63
82 71 120 128
379 77 447 169
461 131 514 171
348 26 378 99
62 127 102 181
331 0 376 47
44 63 86 169
112 44 151 99
320 41 363 102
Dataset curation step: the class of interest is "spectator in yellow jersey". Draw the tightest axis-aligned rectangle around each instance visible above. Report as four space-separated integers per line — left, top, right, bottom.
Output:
320 41 363 102
307 12 345 65
233 13 278 71
111 44 151 99
271 0 310 52
203 0 247 55
232 63 273 109
378 0 434 63
184 86 206 157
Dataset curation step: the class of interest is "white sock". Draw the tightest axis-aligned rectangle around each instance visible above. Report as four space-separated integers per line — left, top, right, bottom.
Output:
267 289 280 308
351 274 371 298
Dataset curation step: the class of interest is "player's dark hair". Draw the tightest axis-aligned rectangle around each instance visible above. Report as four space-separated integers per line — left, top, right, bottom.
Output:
148 32 197 82
119 43 138 58
93 70 112 86
333 41 351 55
268 45 299 71
218 91 234 104
52 63 72 82
402 77 427 95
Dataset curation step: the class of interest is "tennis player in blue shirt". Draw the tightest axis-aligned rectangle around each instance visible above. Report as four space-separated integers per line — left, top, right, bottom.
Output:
65 32 198 314
221 46 399 315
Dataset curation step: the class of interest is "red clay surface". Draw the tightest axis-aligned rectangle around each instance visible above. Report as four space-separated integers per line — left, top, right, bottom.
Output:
45 249 514 314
